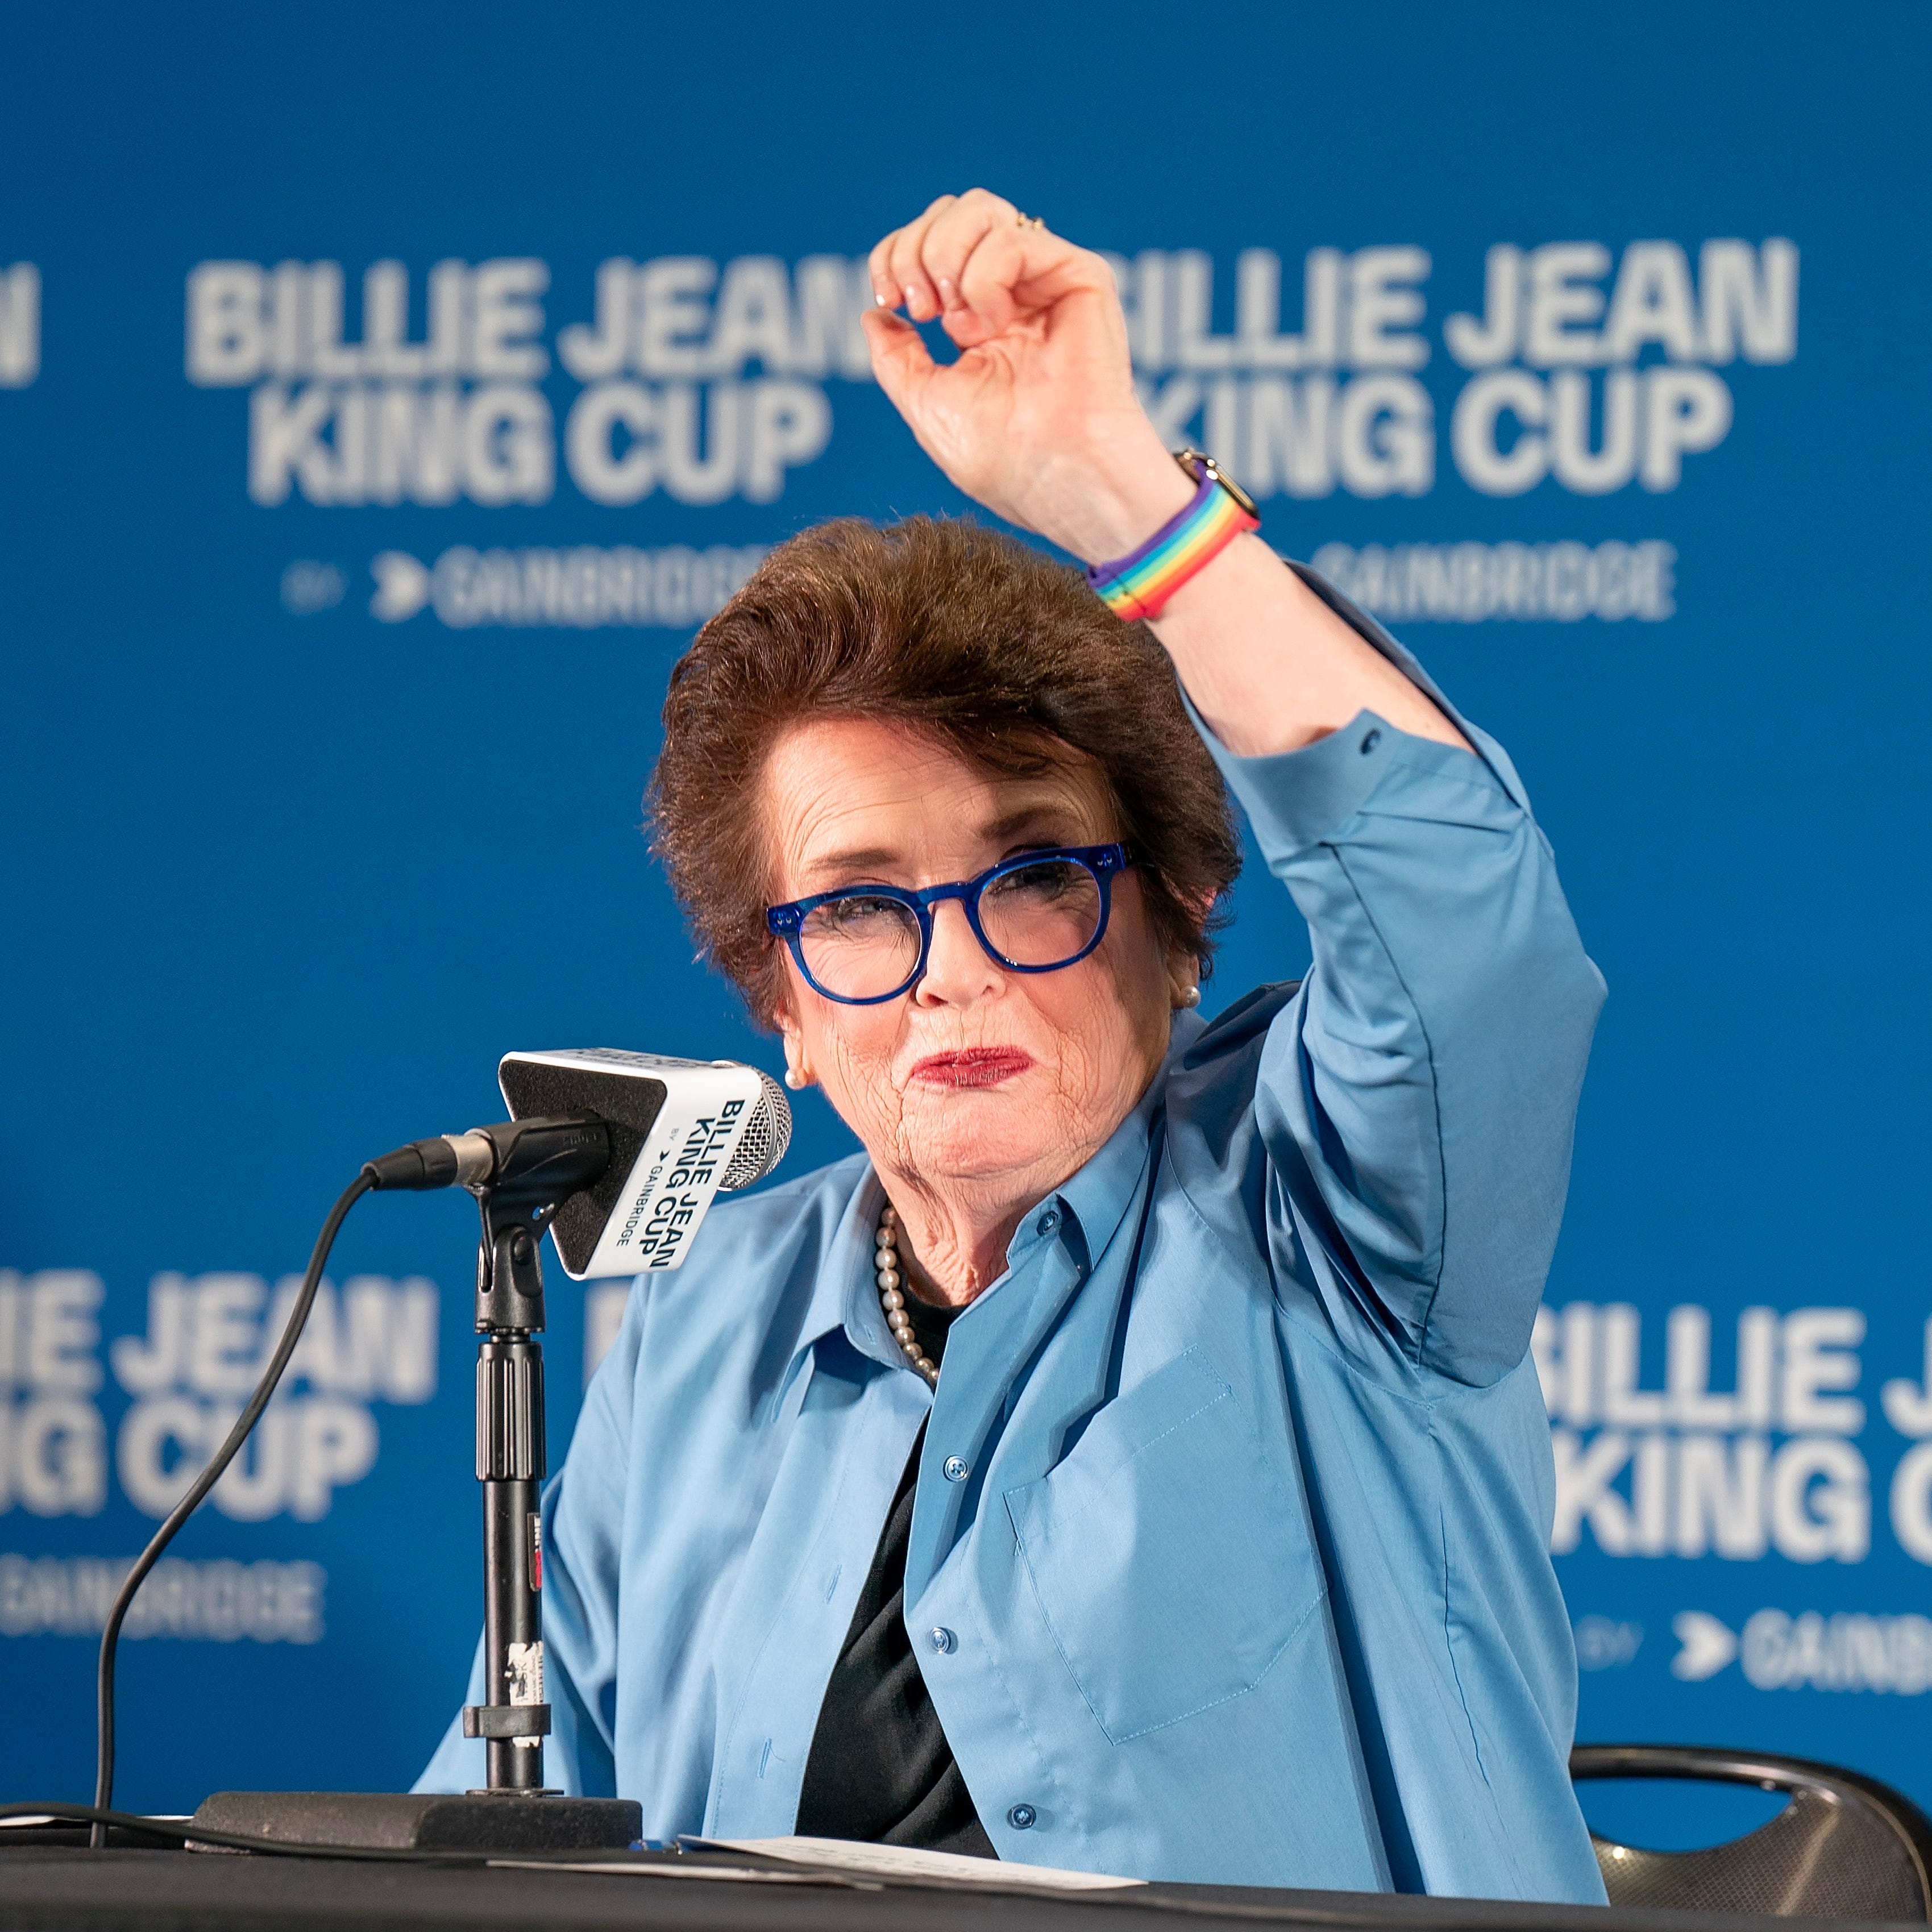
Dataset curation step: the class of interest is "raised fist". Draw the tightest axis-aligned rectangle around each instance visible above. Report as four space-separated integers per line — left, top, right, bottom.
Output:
863 189 1189 564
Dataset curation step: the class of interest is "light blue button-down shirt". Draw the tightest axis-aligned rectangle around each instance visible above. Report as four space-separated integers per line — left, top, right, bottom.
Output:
420 574 1609 1904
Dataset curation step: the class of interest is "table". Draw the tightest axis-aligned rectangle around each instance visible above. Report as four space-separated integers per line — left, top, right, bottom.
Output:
0 1845 1904 1932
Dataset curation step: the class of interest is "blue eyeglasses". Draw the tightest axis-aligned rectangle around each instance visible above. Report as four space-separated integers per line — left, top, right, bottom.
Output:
766 844 1131 1006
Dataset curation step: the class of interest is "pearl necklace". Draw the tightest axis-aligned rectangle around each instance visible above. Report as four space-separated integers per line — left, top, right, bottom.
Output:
874 1205 937 1386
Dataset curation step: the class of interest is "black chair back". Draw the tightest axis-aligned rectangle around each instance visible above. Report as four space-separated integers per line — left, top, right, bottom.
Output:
1573 1744 1932 1922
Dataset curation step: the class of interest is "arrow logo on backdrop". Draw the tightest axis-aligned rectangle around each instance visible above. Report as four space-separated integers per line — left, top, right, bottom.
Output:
1671 1611 1740 1681
370 551 433 622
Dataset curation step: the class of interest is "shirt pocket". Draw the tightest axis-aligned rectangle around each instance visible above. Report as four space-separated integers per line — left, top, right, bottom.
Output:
1003 1346 1323 1744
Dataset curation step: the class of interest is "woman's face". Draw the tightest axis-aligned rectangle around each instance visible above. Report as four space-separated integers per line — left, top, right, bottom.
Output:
763 716 1187 1203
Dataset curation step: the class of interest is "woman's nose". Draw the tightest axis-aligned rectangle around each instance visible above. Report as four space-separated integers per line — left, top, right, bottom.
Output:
912 897 1002 1006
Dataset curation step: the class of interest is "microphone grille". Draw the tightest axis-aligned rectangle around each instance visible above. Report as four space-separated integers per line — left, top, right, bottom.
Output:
720 1070 793 1191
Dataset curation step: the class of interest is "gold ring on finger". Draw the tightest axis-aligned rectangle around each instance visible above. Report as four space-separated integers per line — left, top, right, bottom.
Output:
1016 212 1044 230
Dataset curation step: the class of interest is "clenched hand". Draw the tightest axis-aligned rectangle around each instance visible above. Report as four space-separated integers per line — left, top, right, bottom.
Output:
862 189 1191 565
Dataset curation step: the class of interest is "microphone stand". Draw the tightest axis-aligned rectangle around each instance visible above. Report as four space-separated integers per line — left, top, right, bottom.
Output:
463 1162 558 1793
188 1124 640 1852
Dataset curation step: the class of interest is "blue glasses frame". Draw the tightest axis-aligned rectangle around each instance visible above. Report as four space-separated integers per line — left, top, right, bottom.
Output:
766 842 1131 1006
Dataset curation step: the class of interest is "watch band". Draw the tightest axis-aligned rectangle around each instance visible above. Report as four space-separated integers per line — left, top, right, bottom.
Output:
1083 449 1261 622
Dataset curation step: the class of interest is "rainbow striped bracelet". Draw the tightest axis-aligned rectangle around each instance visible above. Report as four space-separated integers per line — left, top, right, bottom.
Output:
1084 450 1261 622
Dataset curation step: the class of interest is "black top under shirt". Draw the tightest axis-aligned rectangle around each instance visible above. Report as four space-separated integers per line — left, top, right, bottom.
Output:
793 1291 997 1858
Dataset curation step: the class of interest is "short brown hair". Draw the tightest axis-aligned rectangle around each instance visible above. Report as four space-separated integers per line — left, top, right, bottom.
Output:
648 516 1241 1025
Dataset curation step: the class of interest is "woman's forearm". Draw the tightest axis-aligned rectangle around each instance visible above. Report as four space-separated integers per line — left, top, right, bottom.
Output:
1154 530 1470 758
1042 421 1469 760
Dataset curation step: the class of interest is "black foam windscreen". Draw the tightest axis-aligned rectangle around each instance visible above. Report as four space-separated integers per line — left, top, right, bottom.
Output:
497 1061 667 1277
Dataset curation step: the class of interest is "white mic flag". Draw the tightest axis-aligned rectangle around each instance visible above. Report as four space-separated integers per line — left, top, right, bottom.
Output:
497 1049 791 1278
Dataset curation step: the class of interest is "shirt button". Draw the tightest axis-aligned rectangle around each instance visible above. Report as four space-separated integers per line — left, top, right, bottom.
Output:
1007 1804 1037 1830
928 1626 956 1654
1037 1209 1061 1236
942 1455 969 1482
1361 728 1382 754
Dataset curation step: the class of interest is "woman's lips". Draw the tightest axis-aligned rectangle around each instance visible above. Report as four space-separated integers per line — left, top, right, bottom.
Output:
909 1047 1036 1089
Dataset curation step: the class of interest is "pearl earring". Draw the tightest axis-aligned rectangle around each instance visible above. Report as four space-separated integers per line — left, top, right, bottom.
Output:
783 1066 808 1091
1177 985 1201 1009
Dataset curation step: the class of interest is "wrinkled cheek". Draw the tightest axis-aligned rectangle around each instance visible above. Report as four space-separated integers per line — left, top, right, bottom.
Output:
821 1031 905 1147
1046 1029 1114 1120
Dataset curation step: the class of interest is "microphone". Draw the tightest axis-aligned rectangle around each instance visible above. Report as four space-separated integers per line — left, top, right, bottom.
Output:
362 1050 791 1277
85 1049 789 1848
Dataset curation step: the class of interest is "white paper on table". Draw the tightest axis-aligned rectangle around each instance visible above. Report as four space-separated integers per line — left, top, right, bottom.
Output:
487 1860 849 1886
702 1835 1146 1890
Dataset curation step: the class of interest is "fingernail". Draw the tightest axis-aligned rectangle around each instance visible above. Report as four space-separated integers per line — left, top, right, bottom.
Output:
937 277 958 306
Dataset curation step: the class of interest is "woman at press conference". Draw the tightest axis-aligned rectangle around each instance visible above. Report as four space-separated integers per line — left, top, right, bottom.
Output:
421 189 1608 1902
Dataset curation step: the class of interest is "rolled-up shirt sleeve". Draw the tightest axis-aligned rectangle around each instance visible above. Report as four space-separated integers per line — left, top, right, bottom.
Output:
1187 570 1605 1387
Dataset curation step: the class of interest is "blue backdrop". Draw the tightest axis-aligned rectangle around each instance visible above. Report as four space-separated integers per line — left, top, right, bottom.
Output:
3 0 1928 1860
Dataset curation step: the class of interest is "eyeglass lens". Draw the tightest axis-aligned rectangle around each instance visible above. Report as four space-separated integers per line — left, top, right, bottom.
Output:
797 855 1106 1000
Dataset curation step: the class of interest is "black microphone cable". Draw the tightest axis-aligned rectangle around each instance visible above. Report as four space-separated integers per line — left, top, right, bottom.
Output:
84 1122 600 1846
90 1170 375 1845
